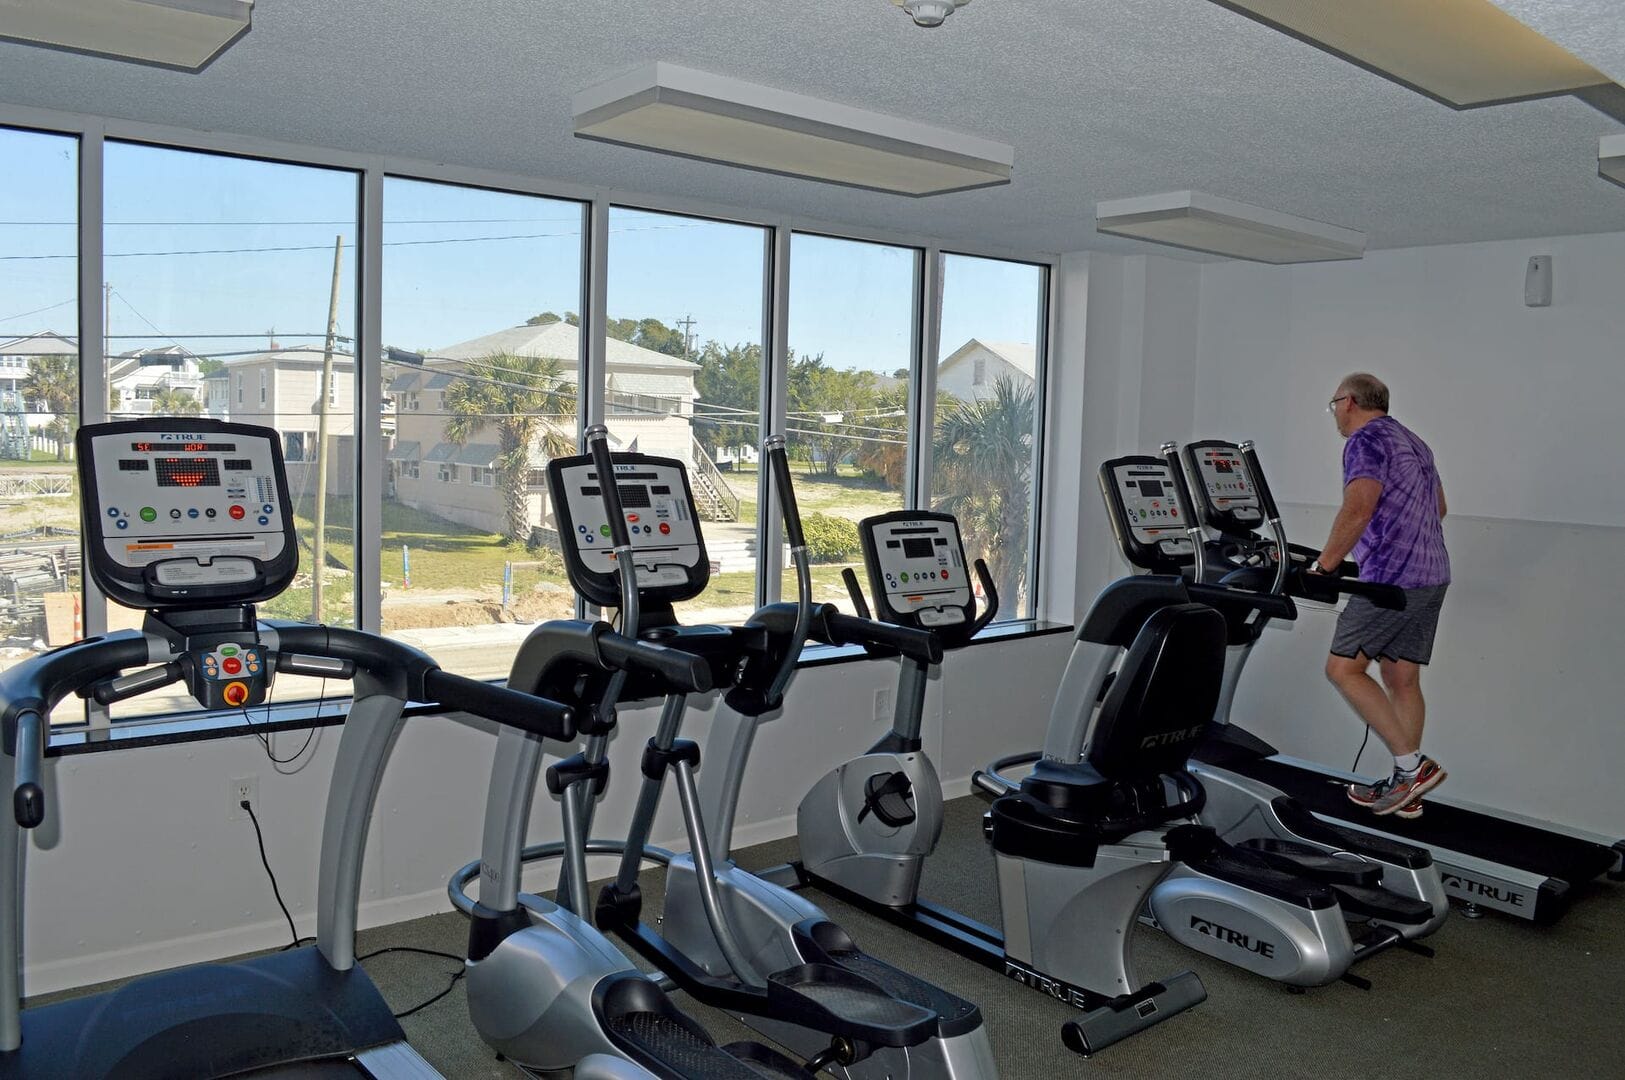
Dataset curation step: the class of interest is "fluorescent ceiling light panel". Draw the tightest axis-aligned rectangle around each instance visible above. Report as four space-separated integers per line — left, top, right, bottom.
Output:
1096 191 1366 264
1602 135 1625 190
0 0 252 71
572 62 1013 196
1207 0 1612 108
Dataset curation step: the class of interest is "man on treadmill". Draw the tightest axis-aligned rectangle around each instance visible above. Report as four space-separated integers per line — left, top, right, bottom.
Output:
1312 373 1449 818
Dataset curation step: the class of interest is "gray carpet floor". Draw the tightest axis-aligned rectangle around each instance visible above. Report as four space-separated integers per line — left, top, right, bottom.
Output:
34 797 1625 1078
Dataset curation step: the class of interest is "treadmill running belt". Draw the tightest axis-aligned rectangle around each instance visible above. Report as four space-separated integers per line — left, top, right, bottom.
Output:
1237 756 1618 884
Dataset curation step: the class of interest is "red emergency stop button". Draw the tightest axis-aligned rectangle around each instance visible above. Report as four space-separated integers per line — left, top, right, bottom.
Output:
659 522 671 535
223 656 242 675
626 513 639 523
223 681 249 706
229 504 246 520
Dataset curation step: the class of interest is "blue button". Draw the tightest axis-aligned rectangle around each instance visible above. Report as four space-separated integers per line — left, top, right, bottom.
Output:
116 519 128 530
107 508 118 518
262 504 273 514
578 525 587 533
188 508 199 518
585 534 594 544
258 515 269 525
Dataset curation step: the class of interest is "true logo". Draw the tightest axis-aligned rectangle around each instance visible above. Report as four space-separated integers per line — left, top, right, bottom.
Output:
1189 915 1276 958
1141 724 1206 750
1440 873 1526 907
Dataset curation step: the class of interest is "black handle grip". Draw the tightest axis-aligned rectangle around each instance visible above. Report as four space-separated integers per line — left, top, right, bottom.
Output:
1189 580 1298 620
12 709 44 829
970 558 1001 635
597 633 713 694
89 661 185 706
588 432 632 549
766 441 805 549
1239 443 1281 521
840 568 874 621
1160 444 1199 524
825 612 944 664
422 668 575 741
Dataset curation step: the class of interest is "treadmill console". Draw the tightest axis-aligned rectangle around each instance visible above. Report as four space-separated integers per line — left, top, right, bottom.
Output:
1183 440 1263 536
548 452 709 608
858 512 974 632
78 420 297 610
1098 456 1195 572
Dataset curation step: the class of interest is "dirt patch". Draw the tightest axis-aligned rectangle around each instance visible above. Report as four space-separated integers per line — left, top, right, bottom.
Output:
380 585 576 631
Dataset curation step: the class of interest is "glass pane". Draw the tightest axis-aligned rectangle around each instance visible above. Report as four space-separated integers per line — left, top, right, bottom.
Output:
783 234 918 615
931 254 1045 622
103 141 360 715
381 178 585 679
606 208 765 626
0 127 83 725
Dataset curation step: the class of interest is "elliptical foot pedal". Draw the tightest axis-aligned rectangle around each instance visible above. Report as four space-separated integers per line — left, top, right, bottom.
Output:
1059 970 1206 1057
1332 883 1436 925
1234 837 1383 887
766 963 936 1048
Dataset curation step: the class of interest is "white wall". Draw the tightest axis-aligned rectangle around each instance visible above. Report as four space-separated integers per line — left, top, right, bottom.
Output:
22 632 1071 995
1190 230 1625 835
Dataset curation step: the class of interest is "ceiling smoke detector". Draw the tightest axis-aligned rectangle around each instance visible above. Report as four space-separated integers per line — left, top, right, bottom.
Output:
891 0 971 28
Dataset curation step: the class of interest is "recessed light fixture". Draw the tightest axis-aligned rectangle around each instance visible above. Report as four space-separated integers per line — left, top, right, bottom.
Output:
1206 0 1623 119
1601 135 1625 191
890 0 971 28
0 0 253 71
572 62 1013 197
1095 191 1366 264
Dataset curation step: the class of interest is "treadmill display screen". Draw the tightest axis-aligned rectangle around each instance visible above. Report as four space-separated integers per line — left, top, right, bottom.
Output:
902 537 933 559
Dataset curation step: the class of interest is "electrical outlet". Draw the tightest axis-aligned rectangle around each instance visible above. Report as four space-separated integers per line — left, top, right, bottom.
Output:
873 687 892 723
230 775 259 820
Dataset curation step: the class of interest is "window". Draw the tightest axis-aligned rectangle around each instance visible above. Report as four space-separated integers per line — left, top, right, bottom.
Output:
381 177 586 677
284 432 307 462
607 207 766 626
0 126 84 725
782 234 920 614
930 254 1046 622
236 374 243 402
102 141 360 717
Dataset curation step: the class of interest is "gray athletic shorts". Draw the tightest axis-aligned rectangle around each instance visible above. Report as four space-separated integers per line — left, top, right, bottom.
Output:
1331 584 1449 665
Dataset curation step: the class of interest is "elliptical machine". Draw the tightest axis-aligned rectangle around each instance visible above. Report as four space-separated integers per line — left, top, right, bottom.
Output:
979 443 1447 988
0 419 579 1078
452 431 964 1078
450 428 841 1079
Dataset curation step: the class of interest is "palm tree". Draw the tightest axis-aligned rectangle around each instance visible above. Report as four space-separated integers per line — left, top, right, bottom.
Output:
23 355 76 461
442 351 576 545
931 375 1035 613
152 387 202 417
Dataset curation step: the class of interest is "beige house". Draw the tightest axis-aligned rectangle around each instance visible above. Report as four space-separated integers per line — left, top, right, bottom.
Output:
386 322 712 536
218 347 357 497
936 339 1035 402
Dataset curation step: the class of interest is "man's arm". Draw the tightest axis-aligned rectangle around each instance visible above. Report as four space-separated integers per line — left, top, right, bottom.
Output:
1314 478 1382 572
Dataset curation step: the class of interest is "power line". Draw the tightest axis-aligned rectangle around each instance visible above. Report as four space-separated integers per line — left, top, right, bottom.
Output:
0 298 75 325
0 221 705 262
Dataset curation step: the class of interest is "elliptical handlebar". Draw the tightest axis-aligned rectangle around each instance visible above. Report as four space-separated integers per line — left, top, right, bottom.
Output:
764 436 813 704
595 629 714 693
1160 441 1206 585
969 558 1000 636
840 567 874 621
585 425 641 633
823 611 944 665
1238 440 1290 596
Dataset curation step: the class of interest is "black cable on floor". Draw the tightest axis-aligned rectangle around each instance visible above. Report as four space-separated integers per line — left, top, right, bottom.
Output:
242 800 300 950
356 946 467 1019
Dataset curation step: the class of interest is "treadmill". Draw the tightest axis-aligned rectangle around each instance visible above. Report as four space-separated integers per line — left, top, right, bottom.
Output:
1177 439 1625 923
0 419 578 1077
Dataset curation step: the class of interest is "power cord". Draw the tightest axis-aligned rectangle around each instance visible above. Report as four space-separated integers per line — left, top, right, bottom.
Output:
355 946 467 1018
242 799 301 950
1352 725 1371 773
238 677 327 765
241 799 466 1018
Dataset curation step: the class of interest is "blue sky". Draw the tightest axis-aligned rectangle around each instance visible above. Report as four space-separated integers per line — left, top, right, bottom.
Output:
1 128 1044 375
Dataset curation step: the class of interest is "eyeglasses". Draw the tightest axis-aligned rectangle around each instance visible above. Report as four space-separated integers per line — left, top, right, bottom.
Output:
1326 395 1350 414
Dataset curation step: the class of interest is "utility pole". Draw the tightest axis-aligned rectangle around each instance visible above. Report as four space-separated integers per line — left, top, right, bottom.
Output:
311 236 343 622
676 314 696 362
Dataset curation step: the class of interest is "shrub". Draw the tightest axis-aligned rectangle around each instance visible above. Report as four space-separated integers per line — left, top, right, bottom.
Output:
799 511 861 563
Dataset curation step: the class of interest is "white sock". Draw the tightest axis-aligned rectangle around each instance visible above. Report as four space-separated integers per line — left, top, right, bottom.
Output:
1393 751 1423 776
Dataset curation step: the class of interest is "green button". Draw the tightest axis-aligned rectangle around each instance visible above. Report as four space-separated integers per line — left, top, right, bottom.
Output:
139 507 157 522
220 646 238 657
599 524 611 537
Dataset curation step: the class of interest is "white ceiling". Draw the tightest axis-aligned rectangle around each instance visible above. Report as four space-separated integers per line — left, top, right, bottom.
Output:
0 0 1621 256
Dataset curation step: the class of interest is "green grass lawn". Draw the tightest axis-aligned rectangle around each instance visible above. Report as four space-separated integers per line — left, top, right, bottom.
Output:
0 451 72 468
726 463 901 525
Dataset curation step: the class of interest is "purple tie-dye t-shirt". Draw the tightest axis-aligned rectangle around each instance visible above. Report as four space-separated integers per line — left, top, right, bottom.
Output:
1342 416 1450 588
